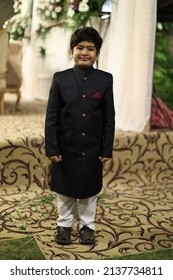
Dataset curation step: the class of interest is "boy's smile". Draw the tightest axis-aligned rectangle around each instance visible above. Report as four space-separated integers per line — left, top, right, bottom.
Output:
71 41 99 69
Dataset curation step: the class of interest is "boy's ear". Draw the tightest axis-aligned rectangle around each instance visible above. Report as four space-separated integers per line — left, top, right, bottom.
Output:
71 49 74 57
96 52 100 60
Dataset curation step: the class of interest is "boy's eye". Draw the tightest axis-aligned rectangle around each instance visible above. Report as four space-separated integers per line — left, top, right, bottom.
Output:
88 48 95 51
76 46 83 50
76 46 96 51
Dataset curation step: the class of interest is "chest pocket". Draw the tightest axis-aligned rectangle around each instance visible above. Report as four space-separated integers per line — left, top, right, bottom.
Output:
91 91 103 112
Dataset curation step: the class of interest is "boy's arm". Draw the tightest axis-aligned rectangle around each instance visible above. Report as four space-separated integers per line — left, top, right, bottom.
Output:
99 156 110 163
48 155 62 162
101 74 115 158
45 73 61 158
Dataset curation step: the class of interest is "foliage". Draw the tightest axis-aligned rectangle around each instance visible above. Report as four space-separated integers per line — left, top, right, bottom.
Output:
9 0 106 40
64 0 105 29
36 24 53 40
9 0 32 40
13 0 22 13
102 248 173 260
153 22 173 109
6 193 56 231
36 0 65 39
37 0 65 21
10 14 31 40
36 0 105 38
0 236 45 260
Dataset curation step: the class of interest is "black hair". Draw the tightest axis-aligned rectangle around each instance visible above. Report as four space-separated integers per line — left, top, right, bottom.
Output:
70 27 103 52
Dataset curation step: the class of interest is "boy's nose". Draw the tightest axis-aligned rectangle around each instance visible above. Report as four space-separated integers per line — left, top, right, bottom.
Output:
81 48 88 55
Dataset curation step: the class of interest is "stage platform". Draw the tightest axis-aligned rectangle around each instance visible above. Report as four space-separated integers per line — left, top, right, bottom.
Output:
0 96 173 260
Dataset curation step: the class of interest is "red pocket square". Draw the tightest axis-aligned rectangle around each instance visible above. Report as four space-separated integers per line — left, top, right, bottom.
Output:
92 91 102 99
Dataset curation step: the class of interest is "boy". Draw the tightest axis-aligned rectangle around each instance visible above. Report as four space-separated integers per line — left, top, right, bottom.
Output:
45 27 115 245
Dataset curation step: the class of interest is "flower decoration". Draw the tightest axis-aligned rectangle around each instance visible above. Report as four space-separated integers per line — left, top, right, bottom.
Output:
37 0 105 31
36 0 66 39
37 0 65 22
9 0 32 40
10 15 30 40
13 0 22 14
65 0 105 29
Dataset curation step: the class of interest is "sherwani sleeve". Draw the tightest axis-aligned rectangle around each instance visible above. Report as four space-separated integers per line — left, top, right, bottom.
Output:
101 74 115 158
45 73 61 157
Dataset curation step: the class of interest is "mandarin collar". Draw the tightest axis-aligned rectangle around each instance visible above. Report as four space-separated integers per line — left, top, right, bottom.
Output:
73 65 94 77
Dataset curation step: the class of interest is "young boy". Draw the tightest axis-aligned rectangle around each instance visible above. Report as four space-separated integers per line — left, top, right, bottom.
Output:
45 27 115 245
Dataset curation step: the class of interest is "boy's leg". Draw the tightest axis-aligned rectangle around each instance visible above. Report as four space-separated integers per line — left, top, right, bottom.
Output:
78 195 97 230
78 195 97 244
56 194 77 244
57 194 77 227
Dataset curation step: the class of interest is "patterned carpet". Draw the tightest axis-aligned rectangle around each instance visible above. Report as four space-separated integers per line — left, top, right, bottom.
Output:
0 96 173 260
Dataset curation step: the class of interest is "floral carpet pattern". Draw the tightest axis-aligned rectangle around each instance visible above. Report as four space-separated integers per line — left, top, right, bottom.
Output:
0 97 173 259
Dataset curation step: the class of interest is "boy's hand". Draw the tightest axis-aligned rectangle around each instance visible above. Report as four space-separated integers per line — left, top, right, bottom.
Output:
48 155 62 162
99 157 110 163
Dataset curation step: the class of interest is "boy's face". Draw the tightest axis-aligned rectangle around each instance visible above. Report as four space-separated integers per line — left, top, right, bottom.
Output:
71 41 99 69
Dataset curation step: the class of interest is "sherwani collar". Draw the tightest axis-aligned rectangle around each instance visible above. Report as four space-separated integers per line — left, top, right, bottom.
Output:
73 65 94 78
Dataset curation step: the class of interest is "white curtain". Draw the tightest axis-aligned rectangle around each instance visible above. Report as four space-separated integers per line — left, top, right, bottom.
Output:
21 0 37 99
99 0 157 132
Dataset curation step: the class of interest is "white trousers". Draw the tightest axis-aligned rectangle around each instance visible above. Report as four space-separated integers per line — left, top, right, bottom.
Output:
57 194 97 230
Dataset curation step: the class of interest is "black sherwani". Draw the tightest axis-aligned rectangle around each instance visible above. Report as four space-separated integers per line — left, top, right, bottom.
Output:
45 65 115 199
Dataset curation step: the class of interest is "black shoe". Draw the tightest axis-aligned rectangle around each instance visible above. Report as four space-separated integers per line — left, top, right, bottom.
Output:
79 226 95 244
55 226 72 245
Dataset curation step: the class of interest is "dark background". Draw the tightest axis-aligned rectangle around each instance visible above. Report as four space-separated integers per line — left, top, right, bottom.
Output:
0 0 14 28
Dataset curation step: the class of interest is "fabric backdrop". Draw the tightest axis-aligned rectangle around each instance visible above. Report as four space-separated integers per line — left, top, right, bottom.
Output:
99 0 157 132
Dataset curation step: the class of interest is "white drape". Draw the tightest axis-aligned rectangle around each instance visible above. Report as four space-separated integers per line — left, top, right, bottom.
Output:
99 0 157 132
21 0 37 100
